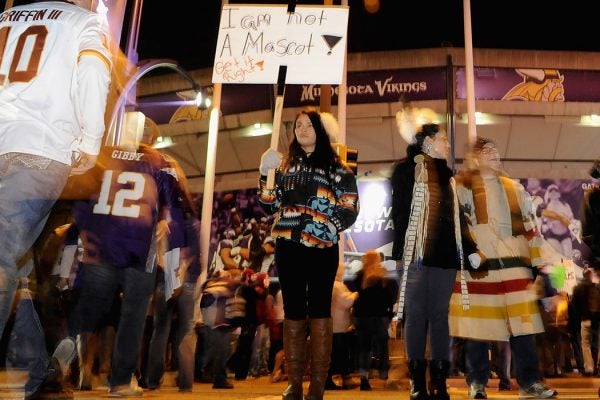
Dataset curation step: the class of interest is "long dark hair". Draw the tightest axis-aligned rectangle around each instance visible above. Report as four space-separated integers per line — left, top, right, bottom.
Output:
283 107 340 171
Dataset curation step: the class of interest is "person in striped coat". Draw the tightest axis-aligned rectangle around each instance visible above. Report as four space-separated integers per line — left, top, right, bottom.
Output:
448 137 557 399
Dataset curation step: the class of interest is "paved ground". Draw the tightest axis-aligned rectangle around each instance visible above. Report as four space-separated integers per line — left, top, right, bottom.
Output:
1 370 600 400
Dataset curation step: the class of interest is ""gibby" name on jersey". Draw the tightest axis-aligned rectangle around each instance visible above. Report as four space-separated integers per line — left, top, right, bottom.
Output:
111 150 143 161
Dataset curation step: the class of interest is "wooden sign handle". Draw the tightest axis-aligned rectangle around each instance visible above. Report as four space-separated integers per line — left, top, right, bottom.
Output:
266 66 287 189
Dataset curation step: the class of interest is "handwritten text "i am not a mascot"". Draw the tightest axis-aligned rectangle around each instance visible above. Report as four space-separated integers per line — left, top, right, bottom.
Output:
217 8 328 57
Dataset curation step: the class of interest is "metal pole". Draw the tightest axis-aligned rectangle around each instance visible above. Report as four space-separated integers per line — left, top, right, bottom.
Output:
319 0 333 113
463 0 477 150
114 0 144 146
199 0 227 286
199 84 221 285
125 0 144 64
446 54 456 171
337 0 348 144
337 0 348 260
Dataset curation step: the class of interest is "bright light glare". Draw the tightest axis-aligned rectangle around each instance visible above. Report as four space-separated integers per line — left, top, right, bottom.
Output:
246 123 272 137
152 136 173 149
194 92 204 108
357 181 387 220
474 112 493 125
581 114 600 126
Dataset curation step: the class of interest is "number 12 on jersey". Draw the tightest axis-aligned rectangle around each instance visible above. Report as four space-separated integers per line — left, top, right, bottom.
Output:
93 170 146 218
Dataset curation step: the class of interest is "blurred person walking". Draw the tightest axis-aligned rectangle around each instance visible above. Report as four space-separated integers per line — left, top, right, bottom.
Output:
199 270 237 389
143 156 201 392
582 160 600 270
352 250 397 391
572 262 600 377
325 263 358 390
257 107 359 400
71 117 184 397
0 1 111 398
581 159 600 397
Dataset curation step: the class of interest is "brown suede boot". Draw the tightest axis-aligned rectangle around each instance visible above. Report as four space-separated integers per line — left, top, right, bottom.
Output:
282 319 307 400
305 318 333 400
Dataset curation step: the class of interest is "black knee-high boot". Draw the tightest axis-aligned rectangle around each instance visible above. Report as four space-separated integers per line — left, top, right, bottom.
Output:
408 359 428 400
428 359 450 400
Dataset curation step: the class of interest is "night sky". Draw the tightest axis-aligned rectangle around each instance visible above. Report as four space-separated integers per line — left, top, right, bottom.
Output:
0 0 598 70
134 0 600 70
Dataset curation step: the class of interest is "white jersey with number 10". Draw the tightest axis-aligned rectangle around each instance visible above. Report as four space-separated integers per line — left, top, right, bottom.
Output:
0 1 111 164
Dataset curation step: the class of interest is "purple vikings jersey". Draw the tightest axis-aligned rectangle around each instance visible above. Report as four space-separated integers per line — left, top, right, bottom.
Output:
73 145 182 271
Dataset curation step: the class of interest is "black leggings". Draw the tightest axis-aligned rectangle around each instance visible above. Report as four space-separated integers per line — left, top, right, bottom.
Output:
275 239 338 320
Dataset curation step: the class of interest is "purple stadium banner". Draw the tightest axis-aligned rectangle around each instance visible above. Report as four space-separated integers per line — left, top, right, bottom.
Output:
139 66 600 125
138 67 447 124
285 67 447 107
456 67 600 102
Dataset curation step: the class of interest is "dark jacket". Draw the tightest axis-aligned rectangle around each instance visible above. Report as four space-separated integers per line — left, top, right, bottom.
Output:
582 186 600 267
390 148 475 268
571 278 600 321
351 270 398 319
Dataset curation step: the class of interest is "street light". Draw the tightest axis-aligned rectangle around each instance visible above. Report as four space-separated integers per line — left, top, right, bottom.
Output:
107 58 206 146
194 87 212 110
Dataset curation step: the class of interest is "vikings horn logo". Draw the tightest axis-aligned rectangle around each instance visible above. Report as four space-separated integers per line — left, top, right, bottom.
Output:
502 68 565 102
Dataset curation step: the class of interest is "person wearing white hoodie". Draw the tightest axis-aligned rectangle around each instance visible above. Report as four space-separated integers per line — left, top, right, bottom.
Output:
325 263 358 390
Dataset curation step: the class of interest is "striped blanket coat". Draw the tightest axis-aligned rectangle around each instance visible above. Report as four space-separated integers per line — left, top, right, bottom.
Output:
448 171 545 341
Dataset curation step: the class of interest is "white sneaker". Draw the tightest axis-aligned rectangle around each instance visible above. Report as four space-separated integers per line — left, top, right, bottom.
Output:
53 337 77 373
109 379 143 397
518 381 557 398
468 382 487 399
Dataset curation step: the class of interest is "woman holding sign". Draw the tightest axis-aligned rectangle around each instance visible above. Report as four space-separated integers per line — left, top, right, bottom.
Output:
257 107 359 400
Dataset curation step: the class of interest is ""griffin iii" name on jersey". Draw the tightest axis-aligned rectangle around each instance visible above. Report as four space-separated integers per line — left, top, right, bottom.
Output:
0 8 64 23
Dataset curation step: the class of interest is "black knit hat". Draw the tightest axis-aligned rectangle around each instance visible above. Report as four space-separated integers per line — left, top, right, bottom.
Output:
590 160 600 179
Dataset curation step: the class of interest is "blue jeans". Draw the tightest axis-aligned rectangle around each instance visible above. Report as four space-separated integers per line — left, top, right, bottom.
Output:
492 340 512 388
466 335 540 389
0 153 69 337
9 286 50 395
76 262 156 387
402 264 456 361
146 277 197 390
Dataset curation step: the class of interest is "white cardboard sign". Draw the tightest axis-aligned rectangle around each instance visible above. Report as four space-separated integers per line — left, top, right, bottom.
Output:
212 4 349 85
